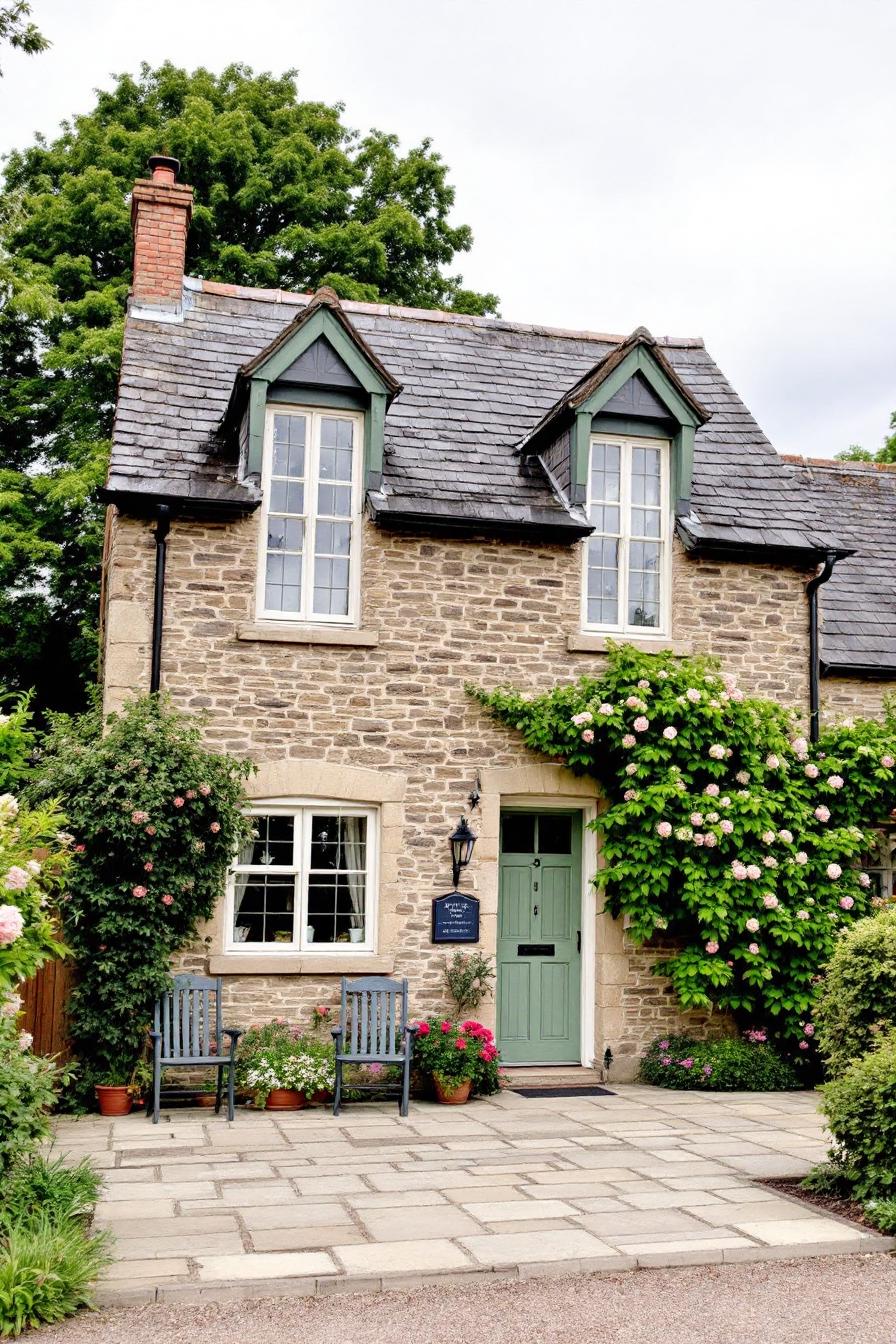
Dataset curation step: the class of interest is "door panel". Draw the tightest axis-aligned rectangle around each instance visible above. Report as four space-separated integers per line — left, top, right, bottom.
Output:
497 811 581 1064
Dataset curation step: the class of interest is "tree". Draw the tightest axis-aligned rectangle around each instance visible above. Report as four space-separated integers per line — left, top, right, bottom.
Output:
0 2 48 74
0 63 498 715
836 411 896 464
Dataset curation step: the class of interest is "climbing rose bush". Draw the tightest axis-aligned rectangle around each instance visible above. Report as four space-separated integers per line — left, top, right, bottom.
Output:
472 644 896 1052
27 695 253 1100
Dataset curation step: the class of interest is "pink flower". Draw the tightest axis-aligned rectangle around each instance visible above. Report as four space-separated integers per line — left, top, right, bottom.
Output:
797 909 810 920
746 918 760 932
455 1037 468 1050
704 783 720 797
210 821 221 833
146 825 156 836
839 896 855 910
799 1040 809 1050
804 1023 815 1036
161 894 173 906
882 755 895 769
572 711 593 727
791 737 808 757
440 1020 452 1033
721 819 734 835
199 784 212 796
763 894 779 909
662 726 677 740
637 679 650 690
185 789 197 800
804 764 819 779
762 831 775 845
416 1021 430 1036
623 789 638 801
814 805 830 822
131 810 149 824
622 734 636 748
693 833 705 846
705 940 719 954
732 861 748 880
763 856 778 869
132 885 147 898
795 851 808 865
859 873 871 888
765 754 779 769
656 821 673 838
660 1055 672 1066
735 771 750 785
633 716 649 732
74 844 85 853
720 796 731 808
144 861 153 872
686 688 701 703
745 864 761 880
690 813 703 827
702 1064 713 1076
826 775 843 790
778 829 793 844
708 744 726 760
679 1058 694 1069
173 796 185 808
826 863 842 879
3 867 30 890
0 905 25 945
745 1029 767 1043
704 833 718 848
748 942 760 955
625 762 638 776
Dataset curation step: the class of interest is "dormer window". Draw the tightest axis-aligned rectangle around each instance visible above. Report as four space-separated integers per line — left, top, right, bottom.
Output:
257 406 362 623
583 433 671 633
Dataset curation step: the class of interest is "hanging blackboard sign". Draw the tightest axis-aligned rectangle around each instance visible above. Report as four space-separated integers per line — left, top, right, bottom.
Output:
431 890 480 944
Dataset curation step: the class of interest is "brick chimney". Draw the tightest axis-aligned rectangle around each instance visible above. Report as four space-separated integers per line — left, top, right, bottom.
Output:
130 155 193 309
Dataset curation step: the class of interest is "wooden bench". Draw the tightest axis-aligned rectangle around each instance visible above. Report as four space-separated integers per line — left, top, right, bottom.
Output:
148 974 242 1123
331 976 418 1117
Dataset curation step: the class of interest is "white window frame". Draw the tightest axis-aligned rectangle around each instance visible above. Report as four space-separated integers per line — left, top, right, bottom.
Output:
225 800 378 954
862 829 896 902
581 432 672 637
255 404 364 626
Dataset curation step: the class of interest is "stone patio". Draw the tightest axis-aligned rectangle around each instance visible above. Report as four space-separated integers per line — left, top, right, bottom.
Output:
53 1084 894 1305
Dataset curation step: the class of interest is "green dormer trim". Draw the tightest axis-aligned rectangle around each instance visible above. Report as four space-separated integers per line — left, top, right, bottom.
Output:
231 287 401 490
569 341 703 514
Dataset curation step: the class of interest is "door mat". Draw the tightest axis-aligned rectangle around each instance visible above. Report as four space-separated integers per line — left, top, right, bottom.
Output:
511 1085 614 1098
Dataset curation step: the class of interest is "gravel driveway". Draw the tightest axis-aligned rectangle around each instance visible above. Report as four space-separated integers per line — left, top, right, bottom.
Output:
40 1255 896 1344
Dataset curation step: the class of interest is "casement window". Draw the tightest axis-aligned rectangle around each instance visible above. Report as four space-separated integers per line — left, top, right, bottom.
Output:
228 805 377 952
582 434 671 634
257 406 362 624
860 830 896 901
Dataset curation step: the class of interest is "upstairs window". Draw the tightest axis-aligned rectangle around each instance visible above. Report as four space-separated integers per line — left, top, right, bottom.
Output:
583 434 670 634
257 406 362 623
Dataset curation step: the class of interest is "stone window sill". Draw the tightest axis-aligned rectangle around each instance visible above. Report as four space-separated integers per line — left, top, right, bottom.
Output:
207 953 394 976
237 623 379 647
567 632 693 656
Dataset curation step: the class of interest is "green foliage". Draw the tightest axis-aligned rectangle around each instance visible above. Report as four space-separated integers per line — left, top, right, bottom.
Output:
0 1216 110 1338
26 694 253 1100
0 63 497 714
0 694 34 793
800 1160 856 1198
412 1017 501 1095
822 1032 896 1200
0 1013 60 1176
472 643 896 1049
836 410 896 464
1 1156 102 1232
814 910 896 1077
443 950 495 1015
863 1197 896 1235
0 3 47 73
639 1033 800 1091
236 1020 335 1101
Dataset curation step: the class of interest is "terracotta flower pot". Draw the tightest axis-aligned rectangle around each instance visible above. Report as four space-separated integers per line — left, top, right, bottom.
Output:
95 1085 133 1117
433 1077 472 1106
264 1088 306 1110
194 1092 217 1107
310 1089 333 1105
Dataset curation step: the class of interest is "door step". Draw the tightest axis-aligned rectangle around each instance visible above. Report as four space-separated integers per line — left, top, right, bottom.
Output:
502 1065 605 1090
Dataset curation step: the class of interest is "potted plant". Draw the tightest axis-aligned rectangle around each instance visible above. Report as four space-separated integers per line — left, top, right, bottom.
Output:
194 1076 218 1107
237 1019 335 1110
95 1074 133 1116
411 1017 502 1104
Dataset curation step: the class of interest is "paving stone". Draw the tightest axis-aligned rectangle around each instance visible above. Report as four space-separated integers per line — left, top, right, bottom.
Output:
573 1209 714 1239
101 1181 216 1202
195 1252 337 1281
624 1190 724 1210
625 1236 757 1256
241 1203 354 1230
460 1228 619 1266
251 1225 366 1251
687 1199 811 1225
461 1199 577 1223
519 1183 615 1200
102 1168 158 1183
101 1258 190 1281
292 1174 368 1195
444 1186 528 1204
733 1217 868 1245
721 1154 813 1177
357 1205 483 1242
528 1168 634 1186
333 1239 471 1276
94 1199 177 1221
346 1190 450 1210
115 1232 245 1259
566 1197 633 1214
714 1185 781 1204
94 1214 239 1239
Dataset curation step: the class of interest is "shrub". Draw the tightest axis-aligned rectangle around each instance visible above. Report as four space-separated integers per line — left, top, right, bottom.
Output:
0 1217 111 1337
822 1032 896 1199
864 1198 896 1235
1 1156 102 1233
27 695 253 1101
0 695 36 795
412 1017 501 1095
640 1033 801 1091
0 1013 60 1178
472 643 896 1052
444 951 495 1015
815 909 896 1076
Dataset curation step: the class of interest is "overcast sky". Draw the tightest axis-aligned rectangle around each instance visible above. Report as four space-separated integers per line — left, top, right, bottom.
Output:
1 0 893 457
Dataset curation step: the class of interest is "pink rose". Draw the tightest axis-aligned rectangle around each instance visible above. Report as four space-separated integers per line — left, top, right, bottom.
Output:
778 829 793 844
3 867 30 891
679 1058 694 1069
633 716 649 733
416 1021 430 1036
708 744 726 760
623 789 638 802
455 1037 468 1050
746 918 760 932
702 1064 713 1076
131 810 149 824
804 764 819 779
839 896 855 910
0 905 25 946
826 775 843 790
440 1020 452 1033
210 821 221 833
765 754 779 769
704 833 718 847
721 819 734 834
732 862 748 880
858 873 871 888
660 1055 672 1066
146 825 156 836
199 784 212 796
814 805 830 822
748 942 760 955
704 783 720 797
826 863 842 879
882 756 895 769
572 711 593 727
763 855 777 868
745 864 761 880
804 1023 815 1036
173 796 185 808
795 851 808 865
132 885 147 898
161 894 173 906
637 679 650 690
762 831 775 845
705 941 719 954
622 734 636 748
625 762 638 776
686 688 701 703
582 729 595 743
656 821 673 838
185 789 197 800
797 910 810 920
799 1040 809 1050
144 861 153 872
763 894 779 909
662 726 677 740
693 833 705 846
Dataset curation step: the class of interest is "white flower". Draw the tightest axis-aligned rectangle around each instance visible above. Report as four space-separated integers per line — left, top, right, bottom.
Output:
778 829 793 844
762 831 776 845
765 754 780 769
735 771 750 785
826 863 842 880
662 726 677 740
598 703 615 716
625 763 638 776
571 711 593 727
686 688 702 703
708 744 726 760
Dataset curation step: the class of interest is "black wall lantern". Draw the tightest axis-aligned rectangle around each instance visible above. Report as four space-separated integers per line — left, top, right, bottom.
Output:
449 815 477 888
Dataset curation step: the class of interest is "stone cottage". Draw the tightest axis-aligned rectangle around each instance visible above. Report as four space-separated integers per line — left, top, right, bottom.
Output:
100 157 896 1078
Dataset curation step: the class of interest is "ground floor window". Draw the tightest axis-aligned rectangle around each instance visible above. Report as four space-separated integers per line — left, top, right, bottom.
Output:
228 804 376 951
861 829 896 902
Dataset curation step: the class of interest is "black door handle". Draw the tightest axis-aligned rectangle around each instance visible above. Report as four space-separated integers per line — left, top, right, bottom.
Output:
577 930 581 953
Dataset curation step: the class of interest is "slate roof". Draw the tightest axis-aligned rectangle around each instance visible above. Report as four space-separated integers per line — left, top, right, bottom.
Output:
107 277 842 552
785 457 896 675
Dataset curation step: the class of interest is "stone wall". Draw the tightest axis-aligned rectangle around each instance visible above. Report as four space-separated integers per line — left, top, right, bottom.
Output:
103 506 815 1076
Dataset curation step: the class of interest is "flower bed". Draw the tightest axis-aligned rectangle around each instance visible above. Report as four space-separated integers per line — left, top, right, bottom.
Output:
236 1019 335 1105
640 1032 800 1091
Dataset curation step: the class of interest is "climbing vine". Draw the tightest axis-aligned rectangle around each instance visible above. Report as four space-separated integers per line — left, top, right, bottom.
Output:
472 645 896 1053
27 696 253 1100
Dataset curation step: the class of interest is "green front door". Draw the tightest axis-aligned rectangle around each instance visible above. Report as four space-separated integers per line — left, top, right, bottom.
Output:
497 810 581 1065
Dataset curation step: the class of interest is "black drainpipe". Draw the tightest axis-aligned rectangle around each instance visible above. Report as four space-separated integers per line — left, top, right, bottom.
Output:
149 504 172 694
806 550 838 743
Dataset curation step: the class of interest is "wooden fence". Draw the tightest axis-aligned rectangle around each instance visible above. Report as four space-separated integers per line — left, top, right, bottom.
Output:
20 957 72 1061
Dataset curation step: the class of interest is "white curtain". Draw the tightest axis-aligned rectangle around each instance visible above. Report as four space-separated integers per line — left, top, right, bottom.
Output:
342 817 366 929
